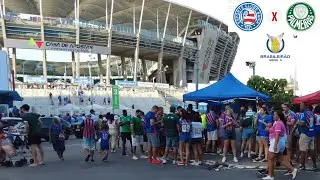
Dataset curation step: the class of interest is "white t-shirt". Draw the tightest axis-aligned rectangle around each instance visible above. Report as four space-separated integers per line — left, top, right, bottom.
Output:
191 122 204 139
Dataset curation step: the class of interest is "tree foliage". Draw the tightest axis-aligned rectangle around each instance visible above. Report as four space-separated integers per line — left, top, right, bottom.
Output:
247 76 294 104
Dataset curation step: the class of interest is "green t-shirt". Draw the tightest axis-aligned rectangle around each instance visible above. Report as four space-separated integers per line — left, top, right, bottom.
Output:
130 117 144 135
120 116 132 132
163 113 179 137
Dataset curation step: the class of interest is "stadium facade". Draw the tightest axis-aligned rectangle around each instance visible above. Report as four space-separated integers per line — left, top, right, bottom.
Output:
0 0 239 87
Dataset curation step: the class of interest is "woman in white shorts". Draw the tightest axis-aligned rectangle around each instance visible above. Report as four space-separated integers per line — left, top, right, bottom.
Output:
263 110 297 180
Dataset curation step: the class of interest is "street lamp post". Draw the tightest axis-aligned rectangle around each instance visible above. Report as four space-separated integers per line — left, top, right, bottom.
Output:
246 61 256 76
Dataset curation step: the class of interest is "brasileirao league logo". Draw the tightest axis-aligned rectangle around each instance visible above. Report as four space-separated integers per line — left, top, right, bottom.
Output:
260 33 290 62
287 2 315 31
233 2 263 31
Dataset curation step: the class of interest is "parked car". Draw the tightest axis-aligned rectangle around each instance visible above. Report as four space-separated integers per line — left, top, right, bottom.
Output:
0 117 23 126
39 117 73 141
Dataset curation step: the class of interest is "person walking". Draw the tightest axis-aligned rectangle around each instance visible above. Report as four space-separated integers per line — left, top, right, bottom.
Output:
107 114 119 153
49 116 66 160
21 104 44 167
81 114 97 162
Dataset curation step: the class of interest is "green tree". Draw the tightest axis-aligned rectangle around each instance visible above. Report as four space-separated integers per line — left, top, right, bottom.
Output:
247 76 294 103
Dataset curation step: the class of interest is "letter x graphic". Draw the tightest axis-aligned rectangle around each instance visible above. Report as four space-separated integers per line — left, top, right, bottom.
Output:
272 12 278 21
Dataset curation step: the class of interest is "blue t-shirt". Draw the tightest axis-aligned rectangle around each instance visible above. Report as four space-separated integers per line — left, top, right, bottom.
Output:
315 114 320 134
298 110 315 137
257 114 272 137
179 119 192 140
100 131 109 147
145 111 157 134
206 112 218 132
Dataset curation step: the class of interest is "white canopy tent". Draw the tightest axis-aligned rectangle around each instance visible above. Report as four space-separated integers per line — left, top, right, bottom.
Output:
84 104 107 114
57 104 81 115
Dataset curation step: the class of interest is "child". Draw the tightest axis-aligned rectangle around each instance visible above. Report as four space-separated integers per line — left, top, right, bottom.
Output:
100 125 110 161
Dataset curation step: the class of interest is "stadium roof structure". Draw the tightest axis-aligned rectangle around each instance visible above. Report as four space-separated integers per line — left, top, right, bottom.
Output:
5 0 229 33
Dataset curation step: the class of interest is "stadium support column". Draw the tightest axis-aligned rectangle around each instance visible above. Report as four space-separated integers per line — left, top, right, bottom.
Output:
97 54 103 82
75 0 80 78
39 0 47 82
71 52 75 78
105 0 114 85
121 56 127 80
12 48 17 78
175 10 192 87
133 0 145 82
156 3 171 83
141 59 147 82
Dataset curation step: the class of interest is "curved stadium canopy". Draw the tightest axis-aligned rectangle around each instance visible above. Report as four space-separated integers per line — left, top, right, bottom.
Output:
4 0 229 34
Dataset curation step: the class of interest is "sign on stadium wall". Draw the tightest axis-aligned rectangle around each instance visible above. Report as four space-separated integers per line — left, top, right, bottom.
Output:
137 82 170 89
196 28 219 83
115 80 137 87
24 76 47 84
4 38 111 55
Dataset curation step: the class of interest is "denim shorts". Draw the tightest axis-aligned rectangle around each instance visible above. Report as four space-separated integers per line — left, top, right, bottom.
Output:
147 133 160 148
166 136 179 148
242 128 254 140
223 131 236 140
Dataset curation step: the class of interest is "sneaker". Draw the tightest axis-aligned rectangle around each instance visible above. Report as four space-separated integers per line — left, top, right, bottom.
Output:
177 161 185 166
284 170 292 176
198 161 202 165
259 158 267 163
248 153 251 158
299 165 306 171
140 155 148 159
38 161 45 165
132 156 138 160
222 157 226 163
233 157 238 163
258 169 268 175
162 159 167 164
253 157 262 162
292 168 297 179
122 151 126 156
262 175 274 180
172 160 176 165
191 161 200 166
151 159 162 164
85 155 90 162
217 149 222 154
240 153 244 158
28 163 38 167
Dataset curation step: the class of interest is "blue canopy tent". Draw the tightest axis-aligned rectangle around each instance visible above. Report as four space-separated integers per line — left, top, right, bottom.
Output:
0 90 23 108
183 73 269 102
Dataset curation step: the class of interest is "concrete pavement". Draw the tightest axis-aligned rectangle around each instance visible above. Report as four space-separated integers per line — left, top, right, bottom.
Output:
0 138 319 180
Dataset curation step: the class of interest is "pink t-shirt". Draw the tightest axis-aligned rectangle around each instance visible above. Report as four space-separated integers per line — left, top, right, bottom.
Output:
269 120 286 139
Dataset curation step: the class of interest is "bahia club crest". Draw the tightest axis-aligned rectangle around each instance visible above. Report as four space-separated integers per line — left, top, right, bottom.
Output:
260 33 290 62
287 2 315 31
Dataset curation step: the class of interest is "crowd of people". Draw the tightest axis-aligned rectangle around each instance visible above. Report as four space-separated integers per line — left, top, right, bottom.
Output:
2 101 320 180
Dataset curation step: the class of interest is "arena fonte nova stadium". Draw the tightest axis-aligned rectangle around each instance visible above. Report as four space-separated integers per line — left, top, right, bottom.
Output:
0 0 239 86
0 0 240 115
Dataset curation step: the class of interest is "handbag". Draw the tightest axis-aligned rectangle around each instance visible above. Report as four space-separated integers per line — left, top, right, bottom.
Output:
58 132 65 141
